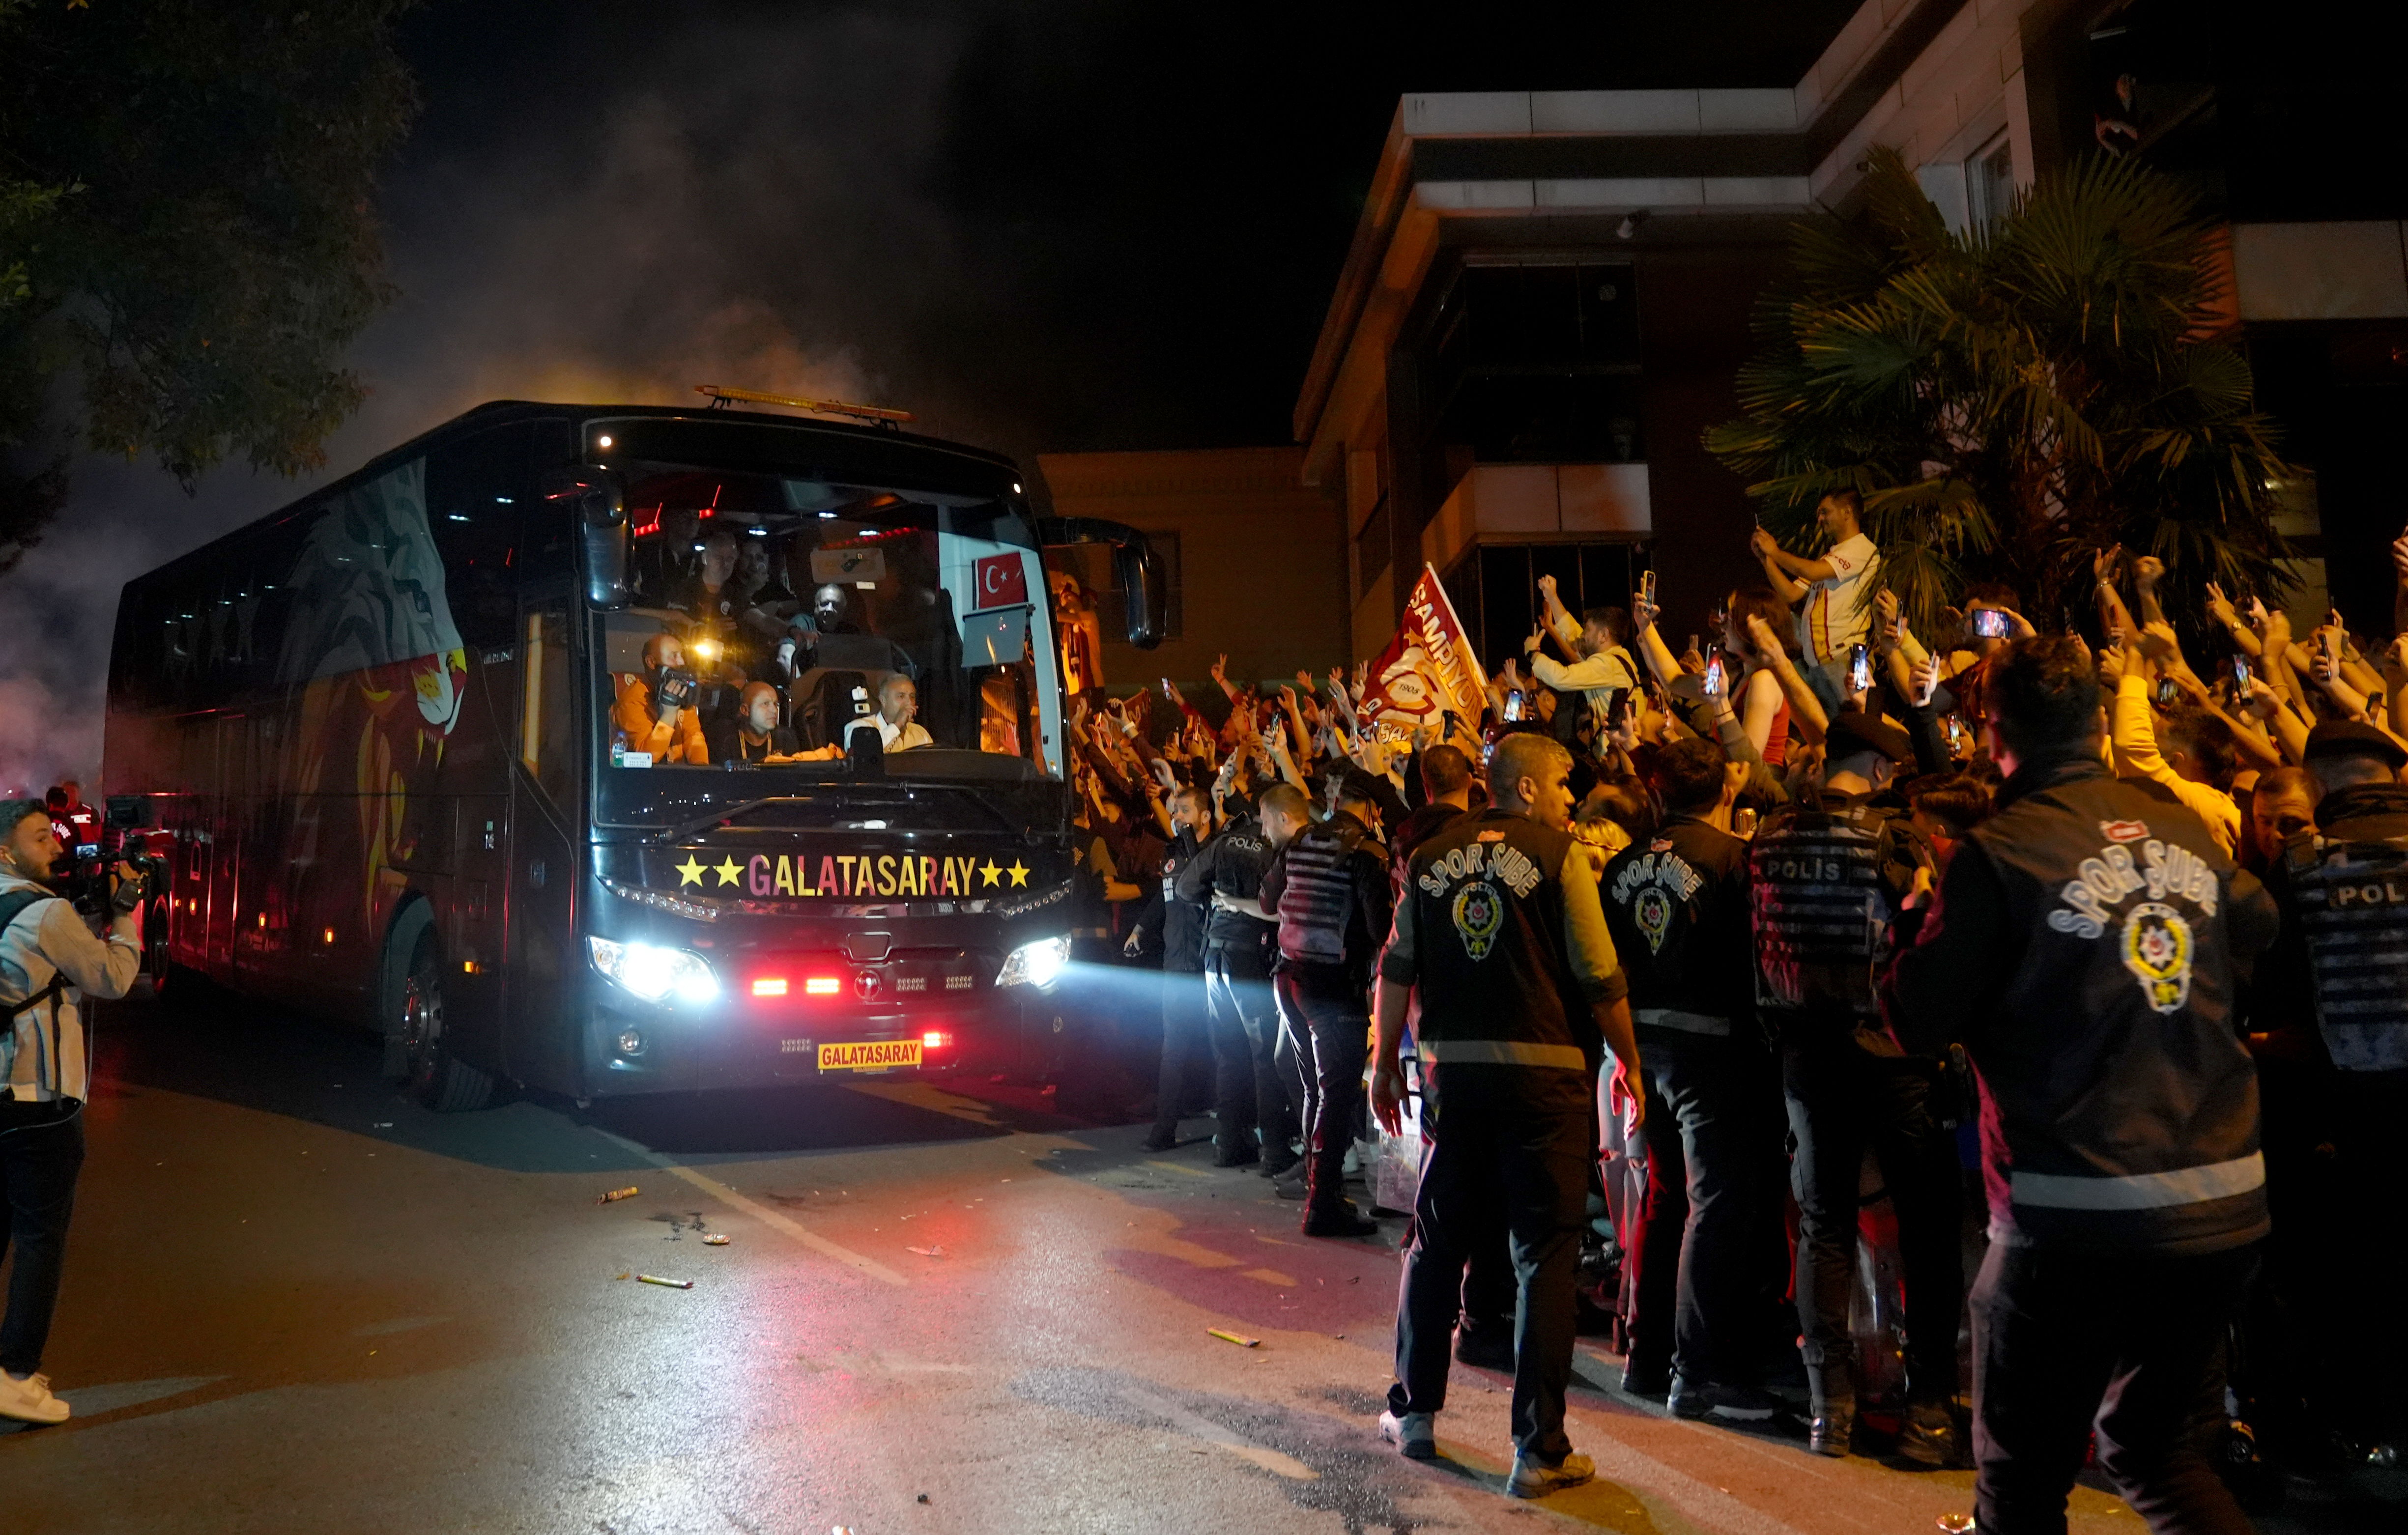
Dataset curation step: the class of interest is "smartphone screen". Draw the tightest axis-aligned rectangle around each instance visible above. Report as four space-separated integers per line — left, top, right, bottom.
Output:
1641 569 1658 604
1848 642 1872 693
2232 655 2252 694
1973 608 2010 639
2154 676 2180 707
1703 655 1726 699
1502 690 1526 722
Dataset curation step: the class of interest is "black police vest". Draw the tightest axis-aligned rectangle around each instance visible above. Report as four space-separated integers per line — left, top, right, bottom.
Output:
2283 832 2408 1072
1749 800 1896 1017
1275 816 1374 966
1406 811 1588 1068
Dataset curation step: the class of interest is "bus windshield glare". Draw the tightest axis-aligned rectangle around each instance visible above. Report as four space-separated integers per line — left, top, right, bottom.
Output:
599 459 1064 789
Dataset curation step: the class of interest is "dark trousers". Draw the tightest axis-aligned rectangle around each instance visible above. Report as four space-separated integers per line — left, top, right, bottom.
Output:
0 1105 84 1378
1389 1065 1593 1460
1781 1026 1962 1408
1149 966 1222 1137
1628 1026 1777 1387
1205 940 1294 1158
1972 1242 2255 1535
1275 966 1368 1216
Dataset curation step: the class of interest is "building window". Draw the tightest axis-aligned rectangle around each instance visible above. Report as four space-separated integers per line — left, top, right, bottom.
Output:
1429 260 1644 464
1967 132 2014 229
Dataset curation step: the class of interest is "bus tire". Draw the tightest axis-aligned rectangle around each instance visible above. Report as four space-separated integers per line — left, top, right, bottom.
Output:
388 911 494 1113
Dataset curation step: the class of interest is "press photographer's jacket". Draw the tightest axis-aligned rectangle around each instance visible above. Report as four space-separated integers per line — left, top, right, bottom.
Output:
1881 755 2278 1255
0 874 141 1103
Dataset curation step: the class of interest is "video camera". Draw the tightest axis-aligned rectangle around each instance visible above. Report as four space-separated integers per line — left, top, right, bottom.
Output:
650 665 698 714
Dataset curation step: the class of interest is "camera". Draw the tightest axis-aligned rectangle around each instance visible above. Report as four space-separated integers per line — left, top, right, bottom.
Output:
651 665 697 711
1972 608 2011 639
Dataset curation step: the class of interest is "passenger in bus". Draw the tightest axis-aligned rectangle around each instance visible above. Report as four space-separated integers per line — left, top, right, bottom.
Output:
613 633 711 765
681 530 744 621
798 583 916 677
709 681 801 766
634 506 704 603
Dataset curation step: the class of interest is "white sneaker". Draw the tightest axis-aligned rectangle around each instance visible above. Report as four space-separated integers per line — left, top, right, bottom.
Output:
0 1370 69 1425
1507 1450 1594 1499
1378 1409 1436 1460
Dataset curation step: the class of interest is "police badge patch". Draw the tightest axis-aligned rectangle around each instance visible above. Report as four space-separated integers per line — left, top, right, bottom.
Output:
2121 901 2194 1014
1452 880 1506 961
1634 886 1673 955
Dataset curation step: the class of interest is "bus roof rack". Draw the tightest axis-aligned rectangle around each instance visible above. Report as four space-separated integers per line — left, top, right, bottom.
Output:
695 384 915 427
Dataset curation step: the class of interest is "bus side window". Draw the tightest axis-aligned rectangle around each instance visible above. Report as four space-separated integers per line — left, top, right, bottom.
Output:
519 601 573 806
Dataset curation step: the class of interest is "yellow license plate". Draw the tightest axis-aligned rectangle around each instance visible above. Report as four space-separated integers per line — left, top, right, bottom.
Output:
817 1039 923 1073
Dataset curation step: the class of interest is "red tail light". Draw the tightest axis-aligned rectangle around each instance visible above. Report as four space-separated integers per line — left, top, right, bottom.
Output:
751 977 788 997
804 976 841 996
921 1030 953 1049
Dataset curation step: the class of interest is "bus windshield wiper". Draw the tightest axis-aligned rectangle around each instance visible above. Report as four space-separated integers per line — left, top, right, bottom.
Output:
656 795 823 844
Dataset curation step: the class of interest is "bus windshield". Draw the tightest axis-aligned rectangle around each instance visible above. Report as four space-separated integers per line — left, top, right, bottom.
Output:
596 458 1063 792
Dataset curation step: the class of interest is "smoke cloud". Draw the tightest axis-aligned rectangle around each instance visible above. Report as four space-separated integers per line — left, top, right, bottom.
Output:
0 3 1004 793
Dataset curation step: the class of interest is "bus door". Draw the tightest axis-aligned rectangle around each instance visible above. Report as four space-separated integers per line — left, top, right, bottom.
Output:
505 590 579 1093
204 711 247 979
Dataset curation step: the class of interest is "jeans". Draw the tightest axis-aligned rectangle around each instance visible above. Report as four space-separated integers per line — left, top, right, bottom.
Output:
1274 966 1368 1217
1781 1023 1963 1408
1389 1063 1594 1460
1971 1242 2256 1535
1205 939 1294 1159
1627 1025 1780 1387
0 1104 84 1378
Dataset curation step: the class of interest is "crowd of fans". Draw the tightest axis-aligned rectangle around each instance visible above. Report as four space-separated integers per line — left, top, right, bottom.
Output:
1062 488 2408 1507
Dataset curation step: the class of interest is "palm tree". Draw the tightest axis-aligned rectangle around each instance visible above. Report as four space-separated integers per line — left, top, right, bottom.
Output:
1705 146 2295 634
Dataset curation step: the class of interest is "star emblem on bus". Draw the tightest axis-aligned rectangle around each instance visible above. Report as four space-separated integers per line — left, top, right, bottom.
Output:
674 855 705 887
715 857 742 887
979 861 1002 887
1008 860 1029 887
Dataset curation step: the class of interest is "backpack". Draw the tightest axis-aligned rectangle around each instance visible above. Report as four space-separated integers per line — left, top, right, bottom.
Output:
0 887 70 1089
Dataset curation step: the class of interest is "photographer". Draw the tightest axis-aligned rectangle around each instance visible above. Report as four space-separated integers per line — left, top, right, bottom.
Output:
0 800 143 1426
613 633 710 765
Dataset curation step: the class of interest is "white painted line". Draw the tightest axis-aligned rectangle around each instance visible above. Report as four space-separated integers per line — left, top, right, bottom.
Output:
588 1129 907 1287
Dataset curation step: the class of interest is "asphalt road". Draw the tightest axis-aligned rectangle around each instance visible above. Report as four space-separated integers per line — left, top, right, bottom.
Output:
0 988 2380 1534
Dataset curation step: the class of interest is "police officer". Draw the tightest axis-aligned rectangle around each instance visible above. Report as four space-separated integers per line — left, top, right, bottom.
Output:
1370 732 1640 1499
1883 636 2278 1535
1260 770 1391 1237
1600 737 1781 1421
1133 786 1221 1153
2251 720 2408 1467
1180 782 1308 1174
1751 711 1961 1463
0 800 143 1426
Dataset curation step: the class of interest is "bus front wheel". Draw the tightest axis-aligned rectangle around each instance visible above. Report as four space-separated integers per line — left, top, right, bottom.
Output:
390 918 494 1113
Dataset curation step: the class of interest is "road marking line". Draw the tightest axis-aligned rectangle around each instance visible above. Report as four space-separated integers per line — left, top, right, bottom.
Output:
1142 1160 1213 1178
1239 1267 1297 1287
588 1130 906 1287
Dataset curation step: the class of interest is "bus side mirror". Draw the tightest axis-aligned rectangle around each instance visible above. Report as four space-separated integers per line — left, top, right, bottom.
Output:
1035 516 1165 651
544 466 629 609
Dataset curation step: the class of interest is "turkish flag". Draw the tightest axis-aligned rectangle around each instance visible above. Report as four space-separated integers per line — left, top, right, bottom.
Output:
974 553 1029 610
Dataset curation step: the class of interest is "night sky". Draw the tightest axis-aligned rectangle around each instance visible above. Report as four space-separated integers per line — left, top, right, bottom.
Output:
3 0 1863 787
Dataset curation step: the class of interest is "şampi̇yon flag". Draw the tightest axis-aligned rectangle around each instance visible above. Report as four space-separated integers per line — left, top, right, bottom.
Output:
1358 564 1487 742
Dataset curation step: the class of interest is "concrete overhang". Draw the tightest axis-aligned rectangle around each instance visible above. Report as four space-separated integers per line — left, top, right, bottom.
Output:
1292 0 1974 487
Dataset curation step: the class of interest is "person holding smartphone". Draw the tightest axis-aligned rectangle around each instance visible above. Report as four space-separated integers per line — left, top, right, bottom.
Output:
1528 573 1642 729
1748 491 1881 715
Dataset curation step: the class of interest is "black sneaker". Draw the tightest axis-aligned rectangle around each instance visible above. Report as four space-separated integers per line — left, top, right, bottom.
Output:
1668 1377 1785 1423
1302 1202 1379 1238
1258 1154 1301 1180
1619 1363 1671 1399
1274 1175 1308 1201
1454 1326 1515 1372
1809 1400 1858 1458
1213 1139 1260 1168
1893 1400 1963 1469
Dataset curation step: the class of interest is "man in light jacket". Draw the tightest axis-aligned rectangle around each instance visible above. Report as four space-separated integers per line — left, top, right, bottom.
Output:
0 800 143 1425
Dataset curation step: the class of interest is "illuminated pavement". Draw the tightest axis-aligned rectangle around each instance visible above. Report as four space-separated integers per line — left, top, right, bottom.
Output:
1 993 2363 1535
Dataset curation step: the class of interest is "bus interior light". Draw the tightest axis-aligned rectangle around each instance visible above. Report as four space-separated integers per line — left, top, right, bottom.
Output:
803 975 841 996
587 936 718 1005
751 977 788 997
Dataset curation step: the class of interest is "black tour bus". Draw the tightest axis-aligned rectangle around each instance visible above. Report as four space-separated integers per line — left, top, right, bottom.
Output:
103 398 1159 1108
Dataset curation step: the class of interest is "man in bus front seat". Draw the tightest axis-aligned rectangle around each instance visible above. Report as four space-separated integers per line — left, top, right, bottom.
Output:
614 633 710 765
847 675 933 753
710 681 801 765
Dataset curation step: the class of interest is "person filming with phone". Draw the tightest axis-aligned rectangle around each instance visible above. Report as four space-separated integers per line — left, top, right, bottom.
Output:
0 799 144 1426
1749 490 1882 716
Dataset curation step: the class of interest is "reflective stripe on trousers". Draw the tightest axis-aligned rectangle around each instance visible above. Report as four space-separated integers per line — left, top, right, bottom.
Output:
2009 1151 2264 1211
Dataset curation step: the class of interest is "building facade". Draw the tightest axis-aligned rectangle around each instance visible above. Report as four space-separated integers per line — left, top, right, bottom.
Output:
1299 0 2408 659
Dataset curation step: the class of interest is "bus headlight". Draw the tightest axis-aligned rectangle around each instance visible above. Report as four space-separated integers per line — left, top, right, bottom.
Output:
588 937 719 1005
996 934 1070 990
